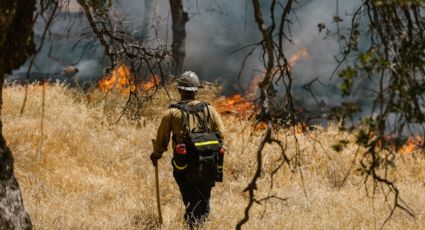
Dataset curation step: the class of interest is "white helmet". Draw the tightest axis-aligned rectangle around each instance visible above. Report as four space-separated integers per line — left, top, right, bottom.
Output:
176 71 200 91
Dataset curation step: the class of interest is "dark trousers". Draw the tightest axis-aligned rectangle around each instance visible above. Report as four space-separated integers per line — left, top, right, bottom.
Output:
174 172 214 228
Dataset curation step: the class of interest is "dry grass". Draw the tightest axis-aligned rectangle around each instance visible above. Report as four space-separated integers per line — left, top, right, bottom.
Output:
2 83 425 229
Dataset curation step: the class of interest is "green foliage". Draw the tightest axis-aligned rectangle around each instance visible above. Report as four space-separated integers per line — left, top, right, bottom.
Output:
332 1 423 223
344 23 360 54
336 0 424 135
333 15 343 23
357 48 377 73
338 66 357 96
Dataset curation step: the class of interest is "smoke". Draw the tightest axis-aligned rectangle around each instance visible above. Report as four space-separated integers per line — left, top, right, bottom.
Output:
288 0 359 108
12 2 104 83
13 0 362 107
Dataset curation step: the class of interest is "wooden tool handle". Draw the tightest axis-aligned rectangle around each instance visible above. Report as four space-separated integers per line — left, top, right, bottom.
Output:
152 139 162 224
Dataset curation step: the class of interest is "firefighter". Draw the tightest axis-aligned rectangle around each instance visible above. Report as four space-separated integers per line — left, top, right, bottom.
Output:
150 71 225 228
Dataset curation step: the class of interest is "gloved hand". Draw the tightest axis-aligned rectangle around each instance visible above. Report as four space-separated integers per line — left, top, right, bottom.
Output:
150 152 162 166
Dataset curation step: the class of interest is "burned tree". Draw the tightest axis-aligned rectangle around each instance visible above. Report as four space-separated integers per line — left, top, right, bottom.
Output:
77 0 172 123
0 0 36 228
169 0 189 74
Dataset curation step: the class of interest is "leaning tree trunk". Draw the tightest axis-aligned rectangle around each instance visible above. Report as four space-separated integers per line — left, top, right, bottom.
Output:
0 0 36 229
169 0 188 74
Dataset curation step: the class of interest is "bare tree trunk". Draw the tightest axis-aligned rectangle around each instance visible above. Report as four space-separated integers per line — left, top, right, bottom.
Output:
141 0 156 39
169 0 188 74
0 0 36 228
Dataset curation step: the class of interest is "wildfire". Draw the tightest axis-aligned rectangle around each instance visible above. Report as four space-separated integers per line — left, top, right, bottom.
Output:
214 47 310 117
98 65 134 94
244 74 264 100
214 94 254 116
253 122 267 132
288 46 309 67
98 65 160 94
398 136 424 154
141 75 160 91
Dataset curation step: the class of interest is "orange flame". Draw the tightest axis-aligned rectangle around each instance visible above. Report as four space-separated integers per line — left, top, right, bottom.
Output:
98 65 134 94
214 94 254 116
214 47 310 117
398 136 424 154
288 47 310 72
98 65 160 94
253 122 267 132
141 75 160 91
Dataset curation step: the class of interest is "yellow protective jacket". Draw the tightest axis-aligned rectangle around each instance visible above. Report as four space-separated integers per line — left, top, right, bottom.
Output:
153 100 225 155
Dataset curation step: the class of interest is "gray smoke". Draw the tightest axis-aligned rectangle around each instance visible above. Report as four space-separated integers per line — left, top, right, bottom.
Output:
12 7 104 84
13 0 362 108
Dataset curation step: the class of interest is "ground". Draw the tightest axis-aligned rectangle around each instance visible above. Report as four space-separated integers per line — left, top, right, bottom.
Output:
3 83 425 229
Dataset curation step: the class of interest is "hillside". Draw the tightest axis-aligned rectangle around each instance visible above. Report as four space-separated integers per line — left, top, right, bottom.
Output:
3 84 425 229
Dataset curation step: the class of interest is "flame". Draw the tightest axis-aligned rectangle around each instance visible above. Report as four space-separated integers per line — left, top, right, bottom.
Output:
141 75 160 91
399 136 424 154
98 65 160 94
214 94 254 116
214 75 264 116
214 47 310 117
245 74 264 100
253 122 267 132
98 65 134 94
288 47 309 68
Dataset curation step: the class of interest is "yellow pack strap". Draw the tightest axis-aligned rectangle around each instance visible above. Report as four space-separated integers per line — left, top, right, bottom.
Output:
194 140 220 146
172 159 188 170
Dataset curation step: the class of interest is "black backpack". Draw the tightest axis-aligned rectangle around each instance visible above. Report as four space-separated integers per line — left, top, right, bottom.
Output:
170 102 224 182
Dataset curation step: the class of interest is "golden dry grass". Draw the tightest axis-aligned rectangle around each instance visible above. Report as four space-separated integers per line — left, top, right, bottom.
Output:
2 83 425 229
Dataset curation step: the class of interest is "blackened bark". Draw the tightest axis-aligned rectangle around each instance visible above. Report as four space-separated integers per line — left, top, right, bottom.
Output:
0 0 36 229
169 0 188 74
